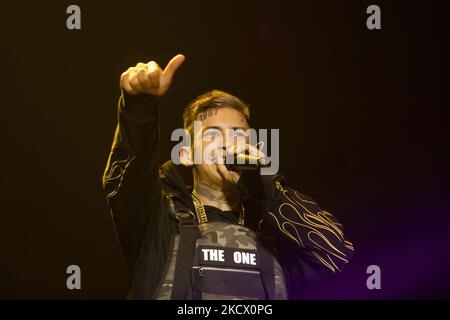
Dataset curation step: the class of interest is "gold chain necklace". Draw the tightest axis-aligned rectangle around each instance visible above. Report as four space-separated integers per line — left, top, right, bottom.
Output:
191 190 245 226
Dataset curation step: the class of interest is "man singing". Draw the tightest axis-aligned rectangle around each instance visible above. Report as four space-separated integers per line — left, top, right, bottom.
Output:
102 54 354 300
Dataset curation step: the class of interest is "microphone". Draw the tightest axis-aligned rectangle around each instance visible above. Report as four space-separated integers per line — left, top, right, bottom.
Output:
224 153 270 171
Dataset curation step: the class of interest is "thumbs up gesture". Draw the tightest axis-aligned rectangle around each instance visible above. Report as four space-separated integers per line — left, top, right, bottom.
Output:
120 54 185 96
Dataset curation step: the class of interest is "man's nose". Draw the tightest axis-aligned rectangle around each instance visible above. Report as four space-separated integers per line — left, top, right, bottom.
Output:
223 137 236 154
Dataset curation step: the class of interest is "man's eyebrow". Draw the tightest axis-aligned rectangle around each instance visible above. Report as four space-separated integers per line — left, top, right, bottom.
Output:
203 126 248 131
203 125 222 131
231 127 247 131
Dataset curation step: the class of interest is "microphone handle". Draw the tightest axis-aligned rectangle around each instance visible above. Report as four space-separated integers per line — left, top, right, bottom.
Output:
224 153 270 171
225 163 261 171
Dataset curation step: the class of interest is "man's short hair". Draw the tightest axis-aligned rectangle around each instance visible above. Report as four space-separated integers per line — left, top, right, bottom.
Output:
183 90 250 136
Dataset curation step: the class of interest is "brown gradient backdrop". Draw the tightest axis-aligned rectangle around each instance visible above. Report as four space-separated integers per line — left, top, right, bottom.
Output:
1 0 449 298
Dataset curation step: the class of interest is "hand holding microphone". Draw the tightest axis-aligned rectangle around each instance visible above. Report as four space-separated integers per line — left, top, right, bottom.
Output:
224 151 270 171
215 143 269 185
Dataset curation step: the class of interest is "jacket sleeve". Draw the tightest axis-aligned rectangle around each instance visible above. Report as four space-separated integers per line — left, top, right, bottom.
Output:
102 90 163 271
237 171 354 294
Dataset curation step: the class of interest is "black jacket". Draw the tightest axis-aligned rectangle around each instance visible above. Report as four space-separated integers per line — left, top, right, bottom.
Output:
102 91 354 299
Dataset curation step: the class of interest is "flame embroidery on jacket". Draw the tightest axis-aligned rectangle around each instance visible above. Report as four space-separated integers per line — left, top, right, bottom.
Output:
268 187 354 273
103 154 135 198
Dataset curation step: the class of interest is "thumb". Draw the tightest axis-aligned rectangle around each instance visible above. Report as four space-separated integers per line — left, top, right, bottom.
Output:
162 54 185 81
216 163 230 179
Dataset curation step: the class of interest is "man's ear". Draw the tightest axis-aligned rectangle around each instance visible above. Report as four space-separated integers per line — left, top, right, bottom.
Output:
179 146 193 166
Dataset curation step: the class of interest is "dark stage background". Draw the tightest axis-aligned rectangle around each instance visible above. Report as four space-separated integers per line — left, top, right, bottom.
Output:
1 0 449 299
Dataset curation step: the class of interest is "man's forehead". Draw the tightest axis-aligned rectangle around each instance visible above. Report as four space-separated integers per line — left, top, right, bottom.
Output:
196 107 249 129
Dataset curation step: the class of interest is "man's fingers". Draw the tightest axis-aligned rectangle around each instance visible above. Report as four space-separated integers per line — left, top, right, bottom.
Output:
246 144 265 157
231 144 261 156
148 61 161 88
217 163 231 179
128 69 143 92
217 163 241 185
233 144 246 155
120 69 138 94
162 54 185 80
136 70 152 90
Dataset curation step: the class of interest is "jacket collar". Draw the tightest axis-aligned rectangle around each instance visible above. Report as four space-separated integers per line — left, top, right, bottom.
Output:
159 160 195 211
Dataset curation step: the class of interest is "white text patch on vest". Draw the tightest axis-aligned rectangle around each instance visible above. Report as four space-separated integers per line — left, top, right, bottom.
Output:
200 248 257 265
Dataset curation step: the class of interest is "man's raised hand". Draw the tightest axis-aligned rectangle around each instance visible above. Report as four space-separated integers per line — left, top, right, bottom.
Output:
120 54 185 96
